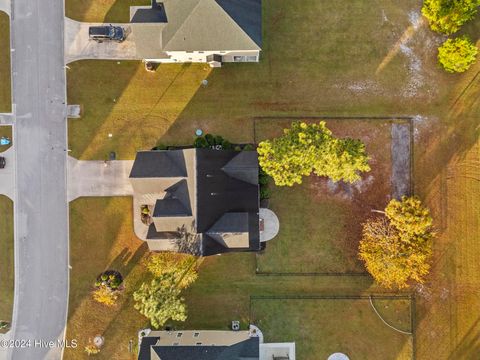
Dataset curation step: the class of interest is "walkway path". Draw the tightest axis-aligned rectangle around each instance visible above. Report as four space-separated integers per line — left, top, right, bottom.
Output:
391 122 412 199
67 157 133 202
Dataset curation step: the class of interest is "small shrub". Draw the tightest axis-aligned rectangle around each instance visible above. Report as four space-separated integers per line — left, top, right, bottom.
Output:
438 36 478 73
95 270 123 290
194 134 233 150
92 286 118 306
204 134 215 146
214 135 224 146
85 344 100 356
152 143 168 150
243 144 254 151
234 145 242 151
260 187 271 200
194 137 209 148
259 167 270 186
221 140 233 150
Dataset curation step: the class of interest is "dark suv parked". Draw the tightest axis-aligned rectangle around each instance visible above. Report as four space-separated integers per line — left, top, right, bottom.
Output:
89 25 125 42
0 157 5 169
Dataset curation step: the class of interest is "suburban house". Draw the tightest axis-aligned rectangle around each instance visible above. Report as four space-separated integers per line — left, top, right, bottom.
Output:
138 326 295 360
129 148 276 256
129 0 262 66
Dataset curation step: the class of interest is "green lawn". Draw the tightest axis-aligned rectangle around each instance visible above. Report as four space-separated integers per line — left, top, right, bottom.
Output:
0 12 11 113
66 0 150 23
67 0 455 161
0 125 12 153
0 196 14 332
251 297 413 360
66 198 384 359
256 119 392 274
66 197 150 359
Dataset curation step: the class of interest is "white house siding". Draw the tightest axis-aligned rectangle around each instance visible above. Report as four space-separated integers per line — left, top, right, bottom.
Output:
144 50 260 63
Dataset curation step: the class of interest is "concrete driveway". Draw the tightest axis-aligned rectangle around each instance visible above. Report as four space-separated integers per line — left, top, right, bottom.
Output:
0 144 15 200
68 156 134 202
0 0 10 15
65 18 139 63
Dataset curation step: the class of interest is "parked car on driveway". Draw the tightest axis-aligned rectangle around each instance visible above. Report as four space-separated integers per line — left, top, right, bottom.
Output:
89 25 125 42
0 157 5 169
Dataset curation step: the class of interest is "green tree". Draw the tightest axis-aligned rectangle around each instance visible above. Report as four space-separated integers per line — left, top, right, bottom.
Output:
422 0 480 34
146 253 198 289
359 197 434 289
438 36 478 73
133 274 187 328
257 121 370 186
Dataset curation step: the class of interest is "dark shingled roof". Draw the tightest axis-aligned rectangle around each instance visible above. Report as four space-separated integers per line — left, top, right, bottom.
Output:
222 151 259 185
150 337 260 360
215 0 262 47
131 0 168 23
196 149 260 255
153 198 191 217
138 336 160 360
130 151 187 178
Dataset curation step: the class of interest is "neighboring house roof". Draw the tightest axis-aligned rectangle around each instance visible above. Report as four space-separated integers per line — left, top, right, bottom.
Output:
131 0 262 53
138 331 259 360
129 149 260 256
151 338 259 360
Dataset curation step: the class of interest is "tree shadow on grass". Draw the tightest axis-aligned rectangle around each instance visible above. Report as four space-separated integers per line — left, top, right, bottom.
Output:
107 242 148 282
67 197 140 319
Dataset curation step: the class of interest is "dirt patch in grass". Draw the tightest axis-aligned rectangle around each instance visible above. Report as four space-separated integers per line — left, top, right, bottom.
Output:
0 12 11 113
251 297 413 360
255 119 393 274
0 195 13 332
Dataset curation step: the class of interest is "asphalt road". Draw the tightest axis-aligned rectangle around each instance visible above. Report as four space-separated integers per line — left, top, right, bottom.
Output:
8 0 69 358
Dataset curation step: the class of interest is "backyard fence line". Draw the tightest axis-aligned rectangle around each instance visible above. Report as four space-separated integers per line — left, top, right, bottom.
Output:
250 294 413 301
252 116 414 144
248 294 416 360
255 270 370 277
369 295 413 335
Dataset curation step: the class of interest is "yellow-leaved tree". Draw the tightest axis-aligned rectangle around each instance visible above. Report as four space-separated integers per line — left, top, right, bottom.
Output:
257 121 370 186
359 196 434 289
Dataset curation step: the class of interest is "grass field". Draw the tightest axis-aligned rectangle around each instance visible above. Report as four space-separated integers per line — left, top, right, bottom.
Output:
0 196 14 332
65 197 150 359
0 125 12 153
0 12 11 113
66 0 150 23
255 119 392 274
251 297 413 360
413 60 480 359
66 198 394 359
67 0 456 161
